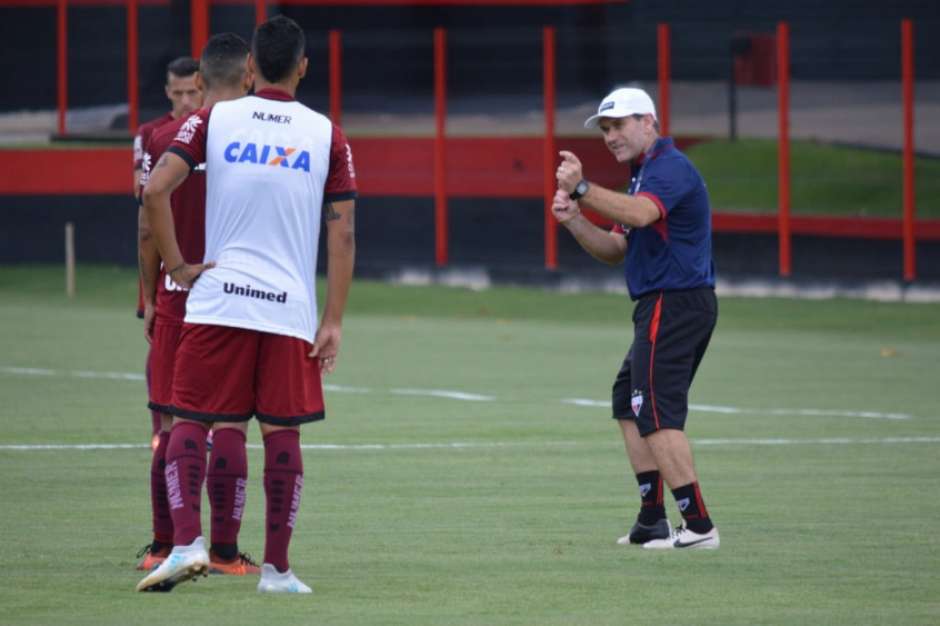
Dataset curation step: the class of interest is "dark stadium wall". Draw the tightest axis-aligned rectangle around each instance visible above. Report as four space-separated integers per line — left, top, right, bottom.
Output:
1 0 939 113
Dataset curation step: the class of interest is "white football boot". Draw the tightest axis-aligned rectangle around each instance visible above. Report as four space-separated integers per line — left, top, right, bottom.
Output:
642 522 720 550
136 536 210 591
257 563 313 594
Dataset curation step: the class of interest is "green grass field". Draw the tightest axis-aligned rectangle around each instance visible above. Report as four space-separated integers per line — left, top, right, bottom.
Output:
1 265 938 625
684 138 940 218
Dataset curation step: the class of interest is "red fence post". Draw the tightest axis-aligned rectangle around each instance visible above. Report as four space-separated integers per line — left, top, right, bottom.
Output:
329 30 342 126
433 27 449 267
657 23 670 137
56 0 67 135
901 18 916 282
255 0 266 25
776 21 791 277
126 0 139 132
191 0 209 58
543 25 557 270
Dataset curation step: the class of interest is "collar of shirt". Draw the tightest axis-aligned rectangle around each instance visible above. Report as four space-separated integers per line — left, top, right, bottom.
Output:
631 136 674 169
254 87 294 102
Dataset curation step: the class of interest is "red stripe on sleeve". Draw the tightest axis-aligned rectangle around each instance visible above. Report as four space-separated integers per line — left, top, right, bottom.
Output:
326 124 357 198
636 191 667 220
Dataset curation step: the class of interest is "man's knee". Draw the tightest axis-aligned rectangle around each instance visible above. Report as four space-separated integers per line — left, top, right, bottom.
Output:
214 421 249 434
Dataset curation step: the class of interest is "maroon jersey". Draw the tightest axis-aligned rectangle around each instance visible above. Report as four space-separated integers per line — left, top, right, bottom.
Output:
141 115 207 322
135 112 175 317
133 112 174 171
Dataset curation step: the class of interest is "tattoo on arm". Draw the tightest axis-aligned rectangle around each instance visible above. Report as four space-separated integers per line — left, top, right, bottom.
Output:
324 202 341 221
154 154 170 170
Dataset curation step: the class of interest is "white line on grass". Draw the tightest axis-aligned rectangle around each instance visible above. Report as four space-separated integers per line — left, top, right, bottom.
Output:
0 365 146 382
0 441 579 451
323 383 373 394
0 365 917 418
1 437 938 452
390 388 495 402
693 436 940 446
560 398 912 420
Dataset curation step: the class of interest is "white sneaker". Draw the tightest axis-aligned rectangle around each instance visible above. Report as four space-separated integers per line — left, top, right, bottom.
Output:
135 536 210 592
257 563 313 594
642 522 720 550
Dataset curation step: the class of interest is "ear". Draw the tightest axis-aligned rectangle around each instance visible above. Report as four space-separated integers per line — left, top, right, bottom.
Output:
194 71 205 92
298 57 309 80
243 61 255 93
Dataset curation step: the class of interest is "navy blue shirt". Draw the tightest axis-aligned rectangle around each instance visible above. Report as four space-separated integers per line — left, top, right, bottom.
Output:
614 137 715 300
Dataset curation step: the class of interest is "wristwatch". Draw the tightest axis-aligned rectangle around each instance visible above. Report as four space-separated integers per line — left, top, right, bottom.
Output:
569 179 590 200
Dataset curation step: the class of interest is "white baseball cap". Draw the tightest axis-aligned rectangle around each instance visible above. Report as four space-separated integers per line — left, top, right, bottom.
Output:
583 87 657 129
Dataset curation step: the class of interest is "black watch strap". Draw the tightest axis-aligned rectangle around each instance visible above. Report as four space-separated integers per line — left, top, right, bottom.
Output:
569 180 589 200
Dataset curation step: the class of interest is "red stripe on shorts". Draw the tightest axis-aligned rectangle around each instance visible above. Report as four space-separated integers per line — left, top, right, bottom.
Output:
648 292 664 431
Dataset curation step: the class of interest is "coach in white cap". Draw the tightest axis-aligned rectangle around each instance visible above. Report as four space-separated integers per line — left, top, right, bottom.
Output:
582 87 657 130
553 86 720 550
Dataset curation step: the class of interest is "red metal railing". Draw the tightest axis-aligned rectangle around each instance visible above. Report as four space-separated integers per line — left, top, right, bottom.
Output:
657 23 670 137
542 26 557 270
328 29 342 125
56 0 67 134
191 0 208 56
901 18 916 282
777 21 791 277
433 27 448 267
4 0 927 279
125 0 138 130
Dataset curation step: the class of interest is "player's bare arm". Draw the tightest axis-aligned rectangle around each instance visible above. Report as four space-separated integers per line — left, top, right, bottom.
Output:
551 188 626 265
556 150 660 228
137 204 160 342
142 152 214 289
310 199 356 374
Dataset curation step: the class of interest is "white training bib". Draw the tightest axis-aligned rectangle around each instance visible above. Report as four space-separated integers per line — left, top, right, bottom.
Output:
184 95 333 343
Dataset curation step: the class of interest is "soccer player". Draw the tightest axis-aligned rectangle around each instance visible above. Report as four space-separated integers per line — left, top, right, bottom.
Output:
135 33 257 577
133 57 203 448
137 15 357 593
132 57 202 190
553 87 720 550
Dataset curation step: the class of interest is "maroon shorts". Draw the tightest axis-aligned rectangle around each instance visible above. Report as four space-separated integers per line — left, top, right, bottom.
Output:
147 317 184 414
170 323 325 426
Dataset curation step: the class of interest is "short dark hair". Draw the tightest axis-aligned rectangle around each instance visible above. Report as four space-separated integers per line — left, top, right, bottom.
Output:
251 15 305 83
166 57 199 82
631 113 661 133
200 33 249 89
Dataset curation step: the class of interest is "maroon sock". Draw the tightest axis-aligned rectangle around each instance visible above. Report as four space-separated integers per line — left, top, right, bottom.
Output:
165 421 208 546
145 357 160 436
150 431 173 545
263 429 304 572
207 428 248 556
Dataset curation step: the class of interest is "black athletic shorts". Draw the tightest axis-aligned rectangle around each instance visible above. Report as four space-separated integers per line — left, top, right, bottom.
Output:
612 287 717 436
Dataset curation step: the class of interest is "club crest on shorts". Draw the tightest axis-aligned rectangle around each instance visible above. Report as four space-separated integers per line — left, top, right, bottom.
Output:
631 389 644 417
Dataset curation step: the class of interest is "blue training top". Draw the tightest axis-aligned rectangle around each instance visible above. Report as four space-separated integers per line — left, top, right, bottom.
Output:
617 137 715 300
